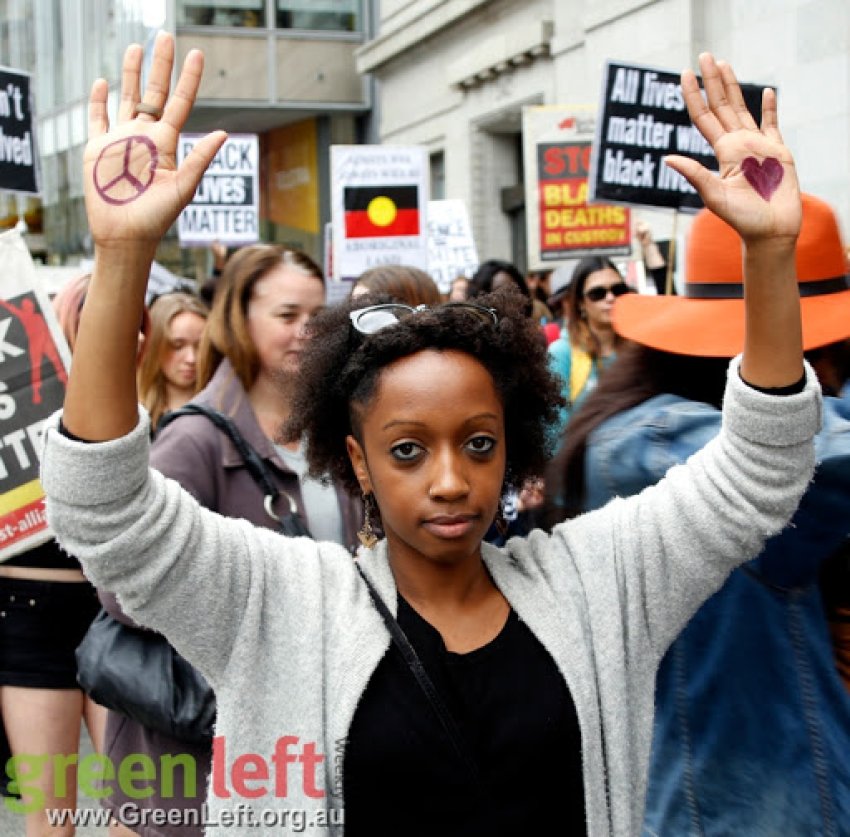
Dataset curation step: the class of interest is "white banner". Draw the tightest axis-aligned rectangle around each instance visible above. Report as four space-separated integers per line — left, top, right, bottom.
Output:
177 133 259 247
426 200 478 294
330 145 429 281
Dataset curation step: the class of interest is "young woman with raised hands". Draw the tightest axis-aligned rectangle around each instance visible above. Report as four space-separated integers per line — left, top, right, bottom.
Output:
41 36 818 836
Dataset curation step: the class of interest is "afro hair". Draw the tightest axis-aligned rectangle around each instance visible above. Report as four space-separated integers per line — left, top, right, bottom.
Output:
285 287 566 496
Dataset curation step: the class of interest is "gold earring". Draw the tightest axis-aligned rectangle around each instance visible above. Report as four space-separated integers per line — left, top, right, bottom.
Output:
358 493 379 549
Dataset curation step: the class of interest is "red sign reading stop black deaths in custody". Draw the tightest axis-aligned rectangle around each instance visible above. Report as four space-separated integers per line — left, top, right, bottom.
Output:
537 140 630 261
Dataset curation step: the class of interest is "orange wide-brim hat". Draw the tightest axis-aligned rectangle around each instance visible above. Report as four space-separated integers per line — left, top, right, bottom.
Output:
613 194 850 357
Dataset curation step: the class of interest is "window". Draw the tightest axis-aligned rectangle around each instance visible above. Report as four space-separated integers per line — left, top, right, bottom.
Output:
177 0 265 28
276 0 360 32
176 0 360 30
430 151 445 200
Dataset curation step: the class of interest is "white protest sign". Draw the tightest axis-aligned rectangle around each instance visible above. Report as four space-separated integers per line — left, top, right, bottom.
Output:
523 105 630 269
426 200 478 294
178 133 259 246
331 145 429 281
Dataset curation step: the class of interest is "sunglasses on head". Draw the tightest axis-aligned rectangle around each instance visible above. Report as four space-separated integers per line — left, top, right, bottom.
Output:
584 282 632 303
349 302 498 335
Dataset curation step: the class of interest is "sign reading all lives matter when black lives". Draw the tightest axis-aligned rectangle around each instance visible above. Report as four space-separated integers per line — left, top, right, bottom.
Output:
177 134 259 247
589 61 765 211
0 66 39 194
0 230 71 561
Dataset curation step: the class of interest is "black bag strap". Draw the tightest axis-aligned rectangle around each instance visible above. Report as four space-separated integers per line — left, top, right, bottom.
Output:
355 564 484 789
158 404 307 533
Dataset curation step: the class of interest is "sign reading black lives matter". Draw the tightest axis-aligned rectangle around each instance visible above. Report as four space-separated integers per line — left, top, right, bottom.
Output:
0 66 39 194
589 61 765 212
177 133 259 247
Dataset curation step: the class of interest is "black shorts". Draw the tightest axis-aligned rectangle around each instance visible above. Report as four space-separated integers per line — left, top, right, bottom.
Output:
0 577 100 690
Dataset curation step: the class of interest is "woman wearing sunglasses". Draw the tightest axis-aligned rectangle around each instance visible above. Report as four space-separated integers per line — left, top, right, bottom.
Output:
41 36 817 836
548 257 632 437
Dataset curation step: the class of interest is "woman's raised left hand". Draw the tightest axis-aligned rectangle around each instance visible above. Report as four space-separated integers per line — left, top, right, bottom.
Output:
665 53 801 246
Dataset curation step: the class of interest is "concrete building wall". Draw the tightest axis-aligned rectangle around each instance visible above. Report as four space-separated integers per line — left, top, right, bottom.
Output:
358 0 850 269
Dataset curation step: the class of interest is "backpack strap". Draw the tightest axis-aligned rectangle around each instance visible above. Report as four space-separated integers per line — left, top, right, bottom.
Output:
157 404 298 522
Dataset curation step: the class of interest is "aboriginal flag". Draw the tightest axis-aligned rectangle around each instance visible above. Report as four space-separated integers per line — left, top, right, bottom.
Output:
344 185 420 238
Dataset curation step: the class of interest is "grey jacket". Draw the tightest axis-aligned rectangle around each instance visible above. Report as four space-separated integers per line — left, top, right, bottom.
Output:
43 359 821 836
94 359 362 836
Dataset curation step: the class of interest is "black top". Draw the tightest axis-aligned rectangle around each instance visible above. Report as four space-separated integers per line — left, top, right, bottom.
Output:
344 597 586 836
3 538 80 570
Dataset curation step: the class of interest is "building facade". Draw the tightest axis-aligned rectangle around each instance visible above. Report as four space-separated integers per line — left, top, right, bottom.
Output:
0 0 373 273
356 0 850 272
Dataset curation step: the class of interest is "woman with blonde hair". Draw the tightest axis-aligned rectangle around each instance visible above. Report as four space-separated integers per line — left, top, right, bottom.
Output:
137 292 208 430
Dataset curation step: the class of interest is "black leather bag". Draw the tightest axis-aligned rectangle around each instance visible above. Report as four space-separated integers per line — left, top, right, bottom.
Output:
76 610 216 744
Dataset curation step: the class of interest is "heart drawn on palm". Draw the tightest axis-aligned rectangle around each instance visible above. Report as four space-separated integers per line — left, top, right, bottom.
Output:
741 156 783 202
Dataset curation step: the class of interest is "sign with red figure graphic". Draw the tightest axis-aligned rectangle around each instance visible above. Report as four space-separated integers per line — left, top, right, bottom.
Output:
331 145 429 281
0 230 71 561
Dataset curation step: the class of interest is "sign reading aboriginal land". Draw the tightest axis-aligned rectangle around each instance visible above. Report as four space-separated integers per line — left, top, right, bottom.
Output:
523 105 630 269
177 133 260 247
0 230 71 561
589 61 765 211
0 66 40 195
331 145 429 281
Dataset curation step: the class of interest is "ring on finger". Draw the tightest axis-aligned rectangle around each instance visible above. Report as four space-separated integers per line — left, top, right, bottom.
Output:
134 101 163 119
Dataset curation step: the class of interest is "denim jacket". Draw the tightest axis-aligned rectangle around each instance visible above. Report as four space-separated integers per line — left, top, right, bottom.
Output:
585 392 850 836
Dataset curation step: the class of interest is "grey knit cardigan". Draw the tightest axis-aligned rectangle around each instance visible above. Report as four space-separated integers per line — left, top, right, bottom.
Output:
41 358 821 836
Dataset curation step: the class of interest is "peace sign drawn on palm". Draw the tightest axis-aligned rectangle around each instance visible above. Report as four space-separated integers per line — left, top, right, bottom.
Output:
665 54 802 244
84 32 226 249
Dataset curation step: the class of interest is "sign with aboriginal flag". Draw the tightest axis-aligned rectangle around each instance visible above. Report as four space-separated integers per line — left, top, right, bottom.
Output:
0 230 71 561
523 105 631 269
331 145 429 281
344 185 420 238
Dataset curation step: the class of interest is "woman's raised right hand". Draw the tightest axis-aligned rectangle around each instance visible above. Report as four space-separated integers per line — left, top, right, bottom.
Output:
83 32 226 252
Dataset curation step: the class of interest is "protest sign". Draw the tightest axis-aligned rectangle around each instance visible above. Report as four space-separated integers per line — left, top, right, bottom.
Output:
331 145 429 281
0 230 71 560
523 105 630 269
177 134 259 246
0 66 39 195
426 200 478 294
589 61 764 211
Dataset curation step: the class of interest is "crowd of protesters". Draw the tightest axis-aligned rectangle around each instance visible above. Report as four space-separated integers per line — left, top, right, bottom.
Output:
0 31 848 837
